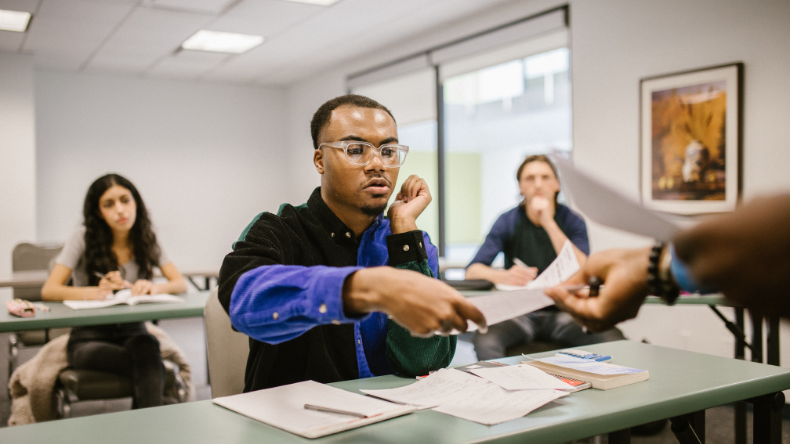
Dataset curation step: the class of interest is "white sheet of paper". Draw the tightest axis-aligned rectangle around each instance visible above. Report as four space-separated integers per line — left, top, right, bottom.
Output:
213 380 413 439
362 369 564 425
552 154 681 242
361 368 486 408
432 383 566 425
469 364 573 391
463 288 554 332
526 240 580 289
454 240 580 333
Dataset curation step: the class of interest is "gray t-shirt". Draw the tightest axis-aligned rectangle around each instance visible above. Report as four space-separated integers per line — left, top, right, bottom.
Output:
56 226 171 286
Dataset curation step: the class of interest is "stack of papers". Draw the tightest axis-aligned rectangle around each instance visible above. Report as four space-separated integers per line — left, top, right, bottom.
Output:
524 355 649 390
362 368 567 425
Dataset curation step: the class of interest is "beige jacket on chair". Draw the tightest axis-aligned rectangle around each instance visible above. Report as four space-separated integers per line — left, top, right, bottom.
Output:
8 323 194 426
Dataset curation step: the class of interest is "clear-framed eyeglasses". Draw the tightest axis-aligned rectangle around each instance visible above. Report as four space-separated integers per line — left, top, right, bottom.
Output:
318 140 409 168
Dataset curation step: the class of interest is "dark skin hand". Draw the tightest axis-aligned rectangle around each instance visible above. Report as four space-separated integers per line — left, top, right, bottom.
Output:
546 194 790 331
314 105 487 336
674 195 790 317
544 247 651 332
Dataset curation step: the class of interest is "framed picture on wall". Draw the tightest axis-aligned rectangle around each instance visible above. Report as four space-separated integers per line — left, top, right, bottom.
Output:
640 62 743 215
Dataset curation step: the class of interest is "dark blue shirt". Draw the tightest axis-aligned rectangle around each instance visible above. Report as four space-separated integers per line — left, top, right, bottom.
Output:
469 203 589 268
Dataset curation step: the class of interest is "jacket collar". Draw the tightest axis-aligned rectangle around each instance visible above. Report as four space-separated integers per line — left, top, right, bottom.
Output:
306 187 383 245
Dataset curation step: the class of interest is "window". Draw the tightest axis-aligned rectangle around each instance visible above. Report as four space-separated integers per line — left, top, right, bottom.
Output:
442 47 572 264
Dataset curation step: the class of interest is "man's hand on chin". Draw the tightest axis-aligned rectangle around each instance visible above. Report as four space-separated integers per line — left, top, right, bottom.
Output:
388 175 432 234
530 196 555 227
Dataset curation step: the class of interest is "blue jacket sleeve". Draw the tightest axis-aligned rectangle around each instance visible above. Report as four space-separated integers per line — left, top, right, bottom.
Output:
468 211 514 266
229 264 368 344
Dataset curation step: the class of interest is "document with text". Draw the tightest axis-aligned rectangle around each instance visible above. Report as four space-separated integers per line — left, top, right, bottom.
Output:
361 369 565 425
469 364 574 391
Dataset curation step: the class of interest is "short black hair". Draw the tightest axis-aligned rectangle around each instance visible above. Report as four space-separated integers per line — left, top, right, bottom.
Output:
310 94 396 149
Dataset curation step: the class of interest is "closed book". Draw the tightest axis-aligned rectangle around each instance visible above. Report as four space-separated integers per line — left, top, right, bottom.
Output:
522 356 648 390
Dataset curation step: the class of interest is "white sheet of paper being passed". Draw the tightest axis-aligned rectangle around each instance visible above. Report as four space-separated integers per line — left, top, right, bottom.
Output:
458 240 580 332
551 154 681 242
469 364 573 391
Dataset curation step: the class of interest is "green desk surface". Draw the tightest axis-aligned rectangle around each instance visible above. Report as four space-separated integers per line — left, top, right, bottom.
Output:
0 291 209 333
3 341 789 443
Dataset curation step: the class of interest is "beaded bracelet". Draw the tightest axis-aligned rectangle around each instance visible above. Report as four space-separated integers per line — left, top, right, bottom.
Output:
647 243 680 305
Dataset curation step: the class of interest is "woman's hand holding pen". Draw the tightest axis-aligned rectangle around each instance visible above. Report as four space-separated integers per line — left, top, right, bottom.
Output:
544 247 652 332
92 271 127 299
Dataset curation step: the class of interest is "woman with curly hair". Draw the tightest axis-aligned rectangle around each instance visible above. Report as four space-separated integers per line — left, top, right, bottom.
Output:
42 173 187 408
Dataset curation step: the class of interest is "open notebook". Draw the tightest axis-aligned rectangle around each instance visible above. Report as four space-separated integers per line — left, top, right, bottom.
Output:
213 380 415 439
63 289 184 310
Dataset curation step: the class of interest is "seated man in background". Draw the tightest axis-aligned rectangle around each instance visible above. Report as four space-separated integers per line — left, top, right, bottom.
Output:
219 94 486 392
465 155 624 360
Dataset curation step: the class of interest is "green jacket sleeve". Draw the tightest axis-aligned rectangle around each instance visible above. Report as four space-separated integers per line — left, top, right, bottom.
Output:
384 231 457 377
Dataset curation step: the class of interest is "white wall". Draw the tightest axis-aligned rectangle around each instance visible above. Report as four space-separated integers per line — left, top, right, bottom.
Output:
0 54 36 274
284 0 790 364
35 71 290 272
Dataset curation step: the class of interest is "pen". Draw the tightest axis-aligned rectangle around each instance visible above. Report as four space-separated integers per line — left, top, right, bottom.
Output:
304 404 368 418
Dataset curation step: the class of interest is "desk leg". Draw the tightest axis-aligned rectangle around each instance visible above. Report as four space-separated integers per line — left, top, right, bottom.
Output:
751 392 783 444
750 310 764 363
608 429 630 444
767 315 780 366
670 410 705 443
734 308 747 444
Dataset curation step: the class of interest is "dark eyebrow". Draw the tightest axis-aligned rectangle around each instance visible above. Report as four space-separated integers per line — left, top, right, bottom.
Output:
339 135 368 143
378 137 399 145
338 135 399 146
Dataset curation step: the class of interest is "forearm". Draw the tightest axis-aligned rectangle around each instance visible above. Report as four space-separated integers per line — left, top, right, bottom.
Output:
230 265 366 343
466 263 505 283
543 219 587 265
154 277 188 295
41 284 95 301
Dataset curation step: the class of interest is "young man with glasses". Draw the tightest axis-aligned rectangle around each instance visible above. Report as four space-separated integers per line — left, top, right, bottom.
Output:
219 94 486 392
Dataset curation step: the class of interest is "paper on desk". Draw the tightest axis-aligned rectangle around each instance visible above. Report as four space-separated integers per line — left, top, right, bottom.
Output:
213 380 414 439
362 369 565 425
362 368 486 408
551 155 681 242
433 384 566 425
469 364 574 391
458 240 580 332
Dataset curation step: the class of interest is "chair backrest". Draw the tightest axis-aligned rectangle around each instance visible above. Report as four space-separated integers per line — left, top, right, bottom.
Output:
204 287 249 398
12 242 64 301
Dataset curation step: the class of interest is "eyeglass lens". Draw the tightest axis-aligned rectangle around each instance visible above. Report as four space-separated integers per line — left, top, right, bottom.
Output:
346 143 405 167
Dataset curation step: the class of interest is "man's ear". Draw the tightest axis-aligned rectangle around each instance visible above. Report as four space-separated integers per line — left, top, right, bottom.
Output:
314 149 325 174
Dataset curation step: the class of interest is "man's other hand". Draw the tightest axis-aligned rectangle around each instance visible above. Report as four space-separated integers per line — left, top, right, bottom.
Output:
544 247 651 332
388 175 431 234
343 267 487 337
502 265 538 286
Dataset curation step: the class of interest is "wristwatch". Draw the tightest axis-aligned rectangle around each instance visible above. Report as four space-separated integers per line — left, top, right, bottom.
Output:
647 243 680 305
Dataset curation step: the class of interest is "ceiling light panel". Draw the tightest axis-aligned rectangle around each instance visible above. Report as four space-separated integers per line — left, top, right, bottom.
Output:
181 30 263 54
0 9 32 32
282 0 342 6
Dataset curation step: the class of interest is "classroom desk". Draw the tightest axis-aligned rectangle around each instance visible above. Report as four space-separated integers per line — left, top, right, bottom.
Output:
1 341 787 443
0 269 219 290
0 291 210 333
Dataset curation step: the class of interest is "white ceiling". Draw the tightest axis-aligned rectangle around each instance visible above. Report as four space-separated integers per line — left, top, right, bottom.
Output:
0 0 513 86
